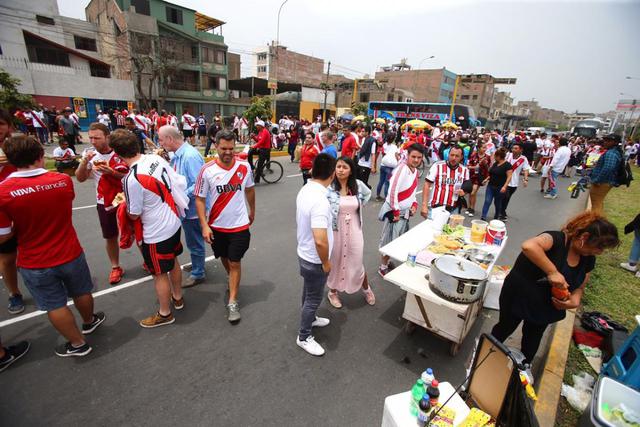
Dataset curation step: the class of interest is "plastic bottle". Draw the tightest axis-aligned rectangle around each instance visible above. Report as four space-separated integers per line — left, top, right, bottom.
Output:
417 395 431 424
421 368 434 390
410 379 425 417
427 379 440 406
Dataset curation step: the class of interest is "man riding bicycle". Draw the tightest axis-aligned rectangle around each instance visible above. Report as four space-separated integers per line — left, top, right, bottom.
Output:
248 120 271 183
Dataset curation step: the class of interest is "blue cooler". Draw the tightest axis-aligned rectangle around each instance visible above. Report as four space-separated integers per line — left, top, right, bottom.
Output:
602 315 640 390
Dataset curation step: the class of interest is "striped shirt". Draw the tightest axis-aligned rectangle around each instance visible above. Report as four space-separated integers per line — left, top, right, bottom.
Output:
426 161 469 208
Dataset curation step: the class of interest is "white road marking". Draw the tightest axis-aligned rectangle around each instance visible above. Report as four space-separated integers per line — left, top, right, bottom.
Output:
0 256 217 329
286 173 302 178
72 204 96 211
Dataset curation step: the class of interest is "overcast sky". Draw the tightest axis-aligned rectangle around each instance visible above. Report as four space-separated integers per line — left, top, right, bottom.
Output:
57 0 640 114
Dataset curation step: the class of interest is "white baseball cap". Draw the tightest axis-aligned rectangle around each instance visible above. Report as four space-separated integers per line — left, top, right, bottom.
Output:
256 120 265 127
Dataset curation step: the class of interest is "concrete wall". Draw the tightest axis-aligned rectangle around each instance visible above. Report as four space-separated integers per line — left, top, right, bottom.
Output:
374 68 445 103
301 86 334 104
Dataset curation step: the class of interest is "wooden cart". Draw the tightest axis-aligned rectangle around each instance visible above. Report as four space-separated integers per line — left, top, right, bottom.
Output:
379 220 506 355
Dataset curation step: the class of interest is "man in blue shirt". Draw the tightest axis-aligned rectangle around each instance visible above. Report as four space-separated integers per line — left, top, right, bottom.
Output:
589 134 623 214
159 126 207 287
320 131 338 159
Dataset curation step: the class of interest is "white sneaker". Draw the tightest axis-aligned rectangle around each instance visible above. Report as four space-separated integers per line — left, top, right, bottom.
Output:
296 335 325 356
620 262 638 272
311 316 330 328
543 194 557 199
636 271 640 279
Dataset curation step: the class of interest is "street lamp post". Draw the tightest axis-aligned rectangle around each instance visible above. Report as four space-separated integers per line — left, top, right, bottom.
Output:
271 0 289 122
412 55 435 100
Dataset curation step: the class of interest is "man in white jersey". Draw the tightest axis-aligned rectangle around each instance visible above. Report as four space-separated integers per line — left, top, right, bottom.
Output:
501 142 529 220
109 129 185 329
378 144 424 277
75 123 129 285
421 145 469 216
195 130 256 323
181 110 196 145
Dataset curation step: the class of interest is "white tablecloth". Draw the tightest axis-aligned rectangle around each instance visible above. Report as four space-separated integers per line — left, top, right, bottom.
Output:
381 381 470 427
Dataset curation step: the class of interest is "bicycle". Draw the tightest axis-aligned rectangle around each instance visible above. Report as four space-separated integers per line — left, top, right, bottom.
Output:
258 159 284 184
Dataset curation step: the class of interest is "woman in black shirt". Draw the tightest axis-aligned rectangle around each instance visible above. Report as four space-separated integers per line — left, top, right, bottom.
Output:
480 148 512 221
491 212 619 363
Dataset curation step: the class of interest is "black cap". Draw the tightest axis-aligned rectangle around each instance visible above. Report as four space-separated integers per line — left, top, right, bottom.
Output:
602 133 621 144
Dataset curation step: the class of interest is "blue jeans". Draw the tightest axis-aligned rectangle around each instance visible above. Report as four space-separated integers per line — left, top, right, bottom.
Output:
481 185 505 220
298 257 328 340
548 170 560 196
630 229 640 264
377 165 393 197
19 252 93 311
182 218 206 279
36 127 49 144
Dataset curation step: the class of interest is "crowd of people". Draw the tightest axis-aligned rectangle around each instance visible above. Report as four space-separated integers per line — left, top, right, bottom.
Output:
0 105 636 369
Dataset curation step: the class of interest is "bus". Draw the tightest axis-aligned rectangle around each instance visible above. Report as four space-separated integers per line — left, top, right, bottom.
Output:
572 119 605 138
367 101 480 129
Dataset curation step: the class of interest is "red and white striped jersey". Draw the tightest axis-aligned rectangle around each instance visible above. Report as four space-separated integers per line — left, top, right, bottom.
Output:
124 154 182 243
195 159 254 232
386 162 419 212
426 161 469 208
539 146 556 166
505 153 530 187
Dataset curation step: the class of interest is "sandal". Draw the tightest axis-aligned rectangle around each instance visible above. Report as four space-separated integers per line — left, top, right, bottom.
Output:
363 287 376 306
327 291 342 309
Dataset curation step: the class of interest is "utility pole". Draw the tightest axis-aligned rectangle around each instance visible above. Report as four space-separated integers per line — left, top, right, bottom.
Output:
351 78 359 110
322 61 331 122
448 76 460 122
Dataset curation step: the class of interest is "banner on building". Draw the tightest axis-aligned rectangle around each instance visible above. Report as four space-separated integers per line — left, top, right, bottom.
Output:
72 98 87 118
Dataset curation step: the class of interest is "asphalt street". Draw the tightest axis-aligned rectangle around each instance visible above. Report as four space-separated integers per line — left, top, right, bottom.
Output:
0 155 587 426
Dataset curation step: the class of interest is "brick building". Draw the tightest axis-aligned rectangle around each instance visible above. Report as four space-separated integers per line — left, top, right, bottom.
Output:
455 74 517 122
374 67 456 103
254 44 325 87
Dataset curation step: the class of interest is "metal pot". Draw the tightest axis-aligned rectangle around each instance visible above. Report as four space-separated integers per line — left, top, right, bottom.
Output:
427 255 488 304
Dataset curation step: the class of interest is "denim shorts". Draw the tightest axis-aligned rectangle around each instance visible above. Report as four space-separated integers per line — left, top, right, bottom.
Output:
18 252 94 311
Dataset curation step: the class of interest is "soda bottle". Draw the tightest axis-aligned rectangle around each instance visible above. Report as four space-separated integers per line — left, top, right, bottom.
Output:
410 379 425 417
421 368 434 391
417 394 431 424
427 379 440 406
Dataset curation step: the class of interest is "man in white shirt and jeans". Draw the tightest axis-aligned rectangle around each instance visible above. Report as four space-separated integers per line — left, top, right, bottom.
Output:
545 137 571 200
295 153 336 356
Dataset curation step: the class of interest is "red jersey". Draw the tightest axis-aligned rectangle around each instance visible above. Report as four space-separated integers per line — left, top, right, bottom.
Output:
85 150 129 209
0 169 82 268
341 134 357 158
426 161 470 208
300 144 320 170
253 128 271 149
0 163 17 182
156 116 168 129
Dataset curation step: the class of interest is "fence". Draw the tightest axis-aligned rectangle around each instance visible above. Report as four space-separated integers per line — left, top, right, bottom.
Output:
0 56 90 76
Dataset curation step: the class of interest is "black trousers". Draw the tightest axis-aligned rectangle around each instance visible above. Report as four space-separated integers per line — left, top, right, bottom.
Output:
249 148 270 183
357 165 371 187
64 134 77 154
501 186 518 217
490 305 548 364
301 169 311 185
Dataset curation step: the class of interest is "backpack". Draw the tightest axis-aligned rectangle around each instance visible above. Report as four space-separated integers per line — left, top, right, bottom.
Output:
616 157 633 187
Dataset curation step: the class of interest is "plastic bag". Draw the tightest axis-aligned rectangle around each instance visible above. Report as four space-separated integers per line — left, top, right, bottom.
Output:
561 372 595 412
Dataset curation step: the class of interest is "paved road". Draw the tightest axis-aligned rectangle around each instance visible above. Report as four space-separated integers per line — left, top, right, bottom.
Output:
0 157 586 426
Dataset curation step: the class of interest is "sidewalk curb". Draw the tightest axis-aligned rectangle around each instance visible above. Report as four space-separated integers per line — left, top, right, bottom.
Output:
534 194 590 425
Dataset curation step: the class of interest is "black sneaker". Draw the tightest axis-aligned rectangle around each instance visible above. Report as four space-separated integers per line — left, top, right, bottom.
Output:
0 341 30 373
499 215 508 222
82 311 106 335
55 342 92 357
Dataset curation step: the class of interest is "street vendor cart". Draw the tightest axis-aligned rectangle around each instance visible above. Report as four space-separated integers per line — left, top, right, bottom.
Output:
379 219 507 355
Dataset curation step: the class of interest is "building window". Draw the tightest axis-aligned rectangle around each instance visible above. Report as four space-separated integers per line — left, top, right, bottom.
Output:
131 0 150 15
202 46 226 64
472 95 478 100
359 92 370 103
203 74 227 91
387 93 394 101
169 70 199 91
74 36 97 51
460 95 470 100
90 62 110 78
257 53 267 61
257 66 267 73
36 15 55 25
166 7 183 25
24 33 70 66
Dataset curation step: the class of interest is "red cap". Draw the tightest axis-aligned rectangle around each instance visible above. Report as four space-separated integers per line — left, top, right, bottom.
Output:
431 380 439 387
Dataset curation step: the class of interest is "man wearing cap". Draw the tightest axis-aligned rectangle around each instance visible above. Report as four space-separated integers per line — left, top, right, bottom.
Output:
589 134 623 214
249 121 271 184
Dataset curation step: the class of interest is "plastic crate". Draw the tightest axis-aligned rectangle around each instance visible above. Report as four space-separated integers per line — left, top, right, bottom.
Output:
602 315 640 390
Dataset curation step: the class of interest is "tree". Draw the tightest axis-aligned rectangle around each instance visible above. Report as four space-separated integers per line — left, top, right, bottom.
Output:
243 96 272 133
0 68 34 112
351 102 368 116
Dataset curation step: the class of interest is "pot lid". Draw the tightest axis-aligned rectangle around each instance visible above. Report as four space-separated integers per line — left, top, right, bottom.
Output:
434 255 488 280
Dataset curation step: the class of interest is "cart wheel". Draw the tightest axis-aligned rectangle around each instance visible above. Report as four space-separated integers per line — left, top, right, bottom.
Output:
449 343 460 356
403 321 416 335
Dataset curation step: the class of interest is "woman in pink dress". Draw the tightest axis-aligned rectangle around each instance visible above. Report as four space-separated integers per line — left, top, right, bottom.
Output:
326 157 373 308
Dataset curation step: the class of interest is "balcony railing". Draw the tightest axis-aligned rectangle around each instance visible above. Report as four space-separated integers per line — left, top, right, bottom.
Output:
0 56 111 78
